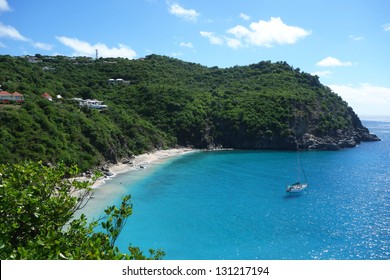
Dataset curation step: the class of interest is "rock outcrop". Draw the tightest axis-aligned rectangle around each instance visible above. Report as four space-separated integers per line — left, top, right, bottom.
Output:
299 130 380 150
295 109 380 150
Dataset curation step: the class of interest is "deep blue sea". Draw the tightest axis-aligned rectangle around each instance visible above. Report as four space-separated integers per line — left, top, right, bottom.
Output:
88 121 390 260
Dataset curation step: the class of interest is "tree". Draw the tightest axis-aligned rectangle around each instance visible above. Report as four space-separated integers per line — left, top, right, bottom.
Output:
0 161 164 260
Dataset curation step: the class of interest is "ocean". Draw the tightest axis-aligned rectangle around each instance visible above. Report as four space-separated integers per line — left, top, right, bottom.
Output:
82 121 390 260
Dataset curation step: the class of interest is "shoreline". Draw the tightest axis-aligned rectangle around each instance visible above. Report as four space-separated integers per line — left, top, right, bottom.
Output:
75 147 197 190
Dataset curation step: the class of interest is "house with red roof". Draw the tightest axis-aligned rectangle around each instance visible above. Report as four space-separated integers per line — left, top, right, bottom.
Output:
41 92 53 101
0 91 24 103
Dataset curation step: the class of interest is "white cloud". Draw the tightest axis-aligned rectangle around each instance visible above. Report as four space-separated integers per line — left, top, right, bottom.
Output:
168 3 199 22
33 42 53 51
349 35 364 41
239 13 251 21
316 56 353 67
311 70 332 78
329 83 390 116
227 17 311 48
0 22 53 51
225 37 242 49
179 42 193 48
56 36 136 58
0 22 28 41
384 23 390 31
200 31 224 45
0 0 11 12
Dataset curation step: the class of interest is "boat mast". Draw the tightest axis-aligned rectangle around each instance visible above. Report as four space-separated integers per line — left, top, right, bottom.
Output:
297 144 301 183
296 142 307 184
300 156 308 184
297 143 307 184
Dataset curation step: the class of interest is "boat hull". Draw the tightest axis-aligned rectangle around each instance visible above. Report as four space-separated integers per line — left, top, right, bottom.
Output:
286 183 308 193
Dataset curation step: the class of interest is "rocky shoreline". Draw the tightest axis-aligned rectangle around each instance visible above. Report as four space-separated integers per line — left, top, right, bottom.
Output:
298 128 380 150
206 109 382 151
203 128 380 151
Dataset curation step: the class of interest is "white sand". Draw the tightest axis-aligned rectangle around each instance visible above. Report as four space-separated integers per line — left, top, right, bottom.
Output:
86 147 195 189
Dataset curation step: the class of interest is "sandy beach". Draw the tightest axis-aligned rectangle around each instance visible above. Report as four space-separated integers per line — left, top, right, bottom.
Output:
78 147 196 189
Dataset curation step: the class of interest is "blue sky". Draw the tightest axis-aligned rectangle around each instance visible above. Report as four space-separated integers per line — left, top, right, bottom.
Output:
0 0 389 117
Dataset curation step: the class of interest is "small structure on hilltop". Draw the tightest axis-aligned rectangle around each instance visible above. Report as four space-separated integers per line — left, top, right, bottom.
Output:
26 56 42 63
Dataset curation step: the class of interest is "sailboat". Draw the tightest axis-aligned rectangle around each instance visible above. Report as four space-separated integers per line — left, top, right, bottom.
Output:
286 146 308 193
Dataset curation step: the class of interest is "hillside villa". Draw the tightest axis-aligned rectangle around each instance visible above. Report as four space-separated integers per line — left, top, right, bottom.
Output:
73 98 108 109
0 91 24 103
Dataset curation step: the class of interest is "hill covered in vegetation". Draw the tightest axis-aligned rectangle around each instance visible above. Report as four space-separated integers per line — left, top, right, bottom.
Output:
0 54 379 170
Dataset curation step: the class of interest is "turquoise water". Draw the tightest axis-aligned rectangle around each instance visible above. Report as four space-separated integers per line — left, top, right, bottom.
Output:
91 121 390 259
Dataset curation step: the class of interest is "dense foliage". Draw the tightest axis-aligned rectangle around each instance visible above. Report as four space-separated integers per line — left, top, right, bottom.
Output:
0 161 164 260
0 54 365 169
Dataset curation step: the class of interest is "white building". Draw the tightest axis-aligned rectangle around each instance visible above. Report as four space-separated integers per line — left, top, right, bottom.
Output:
73 98 108 109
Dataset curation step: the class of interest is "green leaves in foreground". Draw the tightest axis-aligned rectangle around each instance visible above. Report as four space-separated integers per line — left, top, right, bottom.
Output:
0 161 165 260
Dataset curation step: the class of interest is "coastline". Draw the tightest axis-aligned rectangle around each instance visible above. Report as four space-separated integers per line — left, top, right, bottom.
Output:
75 147 196 190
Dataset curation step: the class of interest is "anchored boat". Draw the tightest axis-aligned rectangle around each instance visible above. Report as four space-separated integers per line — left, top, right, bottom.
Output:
286 147 308 193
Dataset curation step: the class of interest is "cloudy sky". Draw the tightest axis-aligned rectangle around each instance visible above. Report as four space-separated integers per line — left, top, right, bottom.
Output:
0 0 389 117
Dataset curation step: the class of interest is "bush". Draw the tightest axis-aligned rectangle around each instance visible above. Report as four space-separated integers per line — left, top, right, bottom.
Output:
0 161 164 260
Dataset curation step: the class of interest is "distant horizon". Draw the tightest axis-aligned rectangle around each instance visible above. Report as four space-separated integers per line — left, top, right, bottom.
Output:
360 115 390 122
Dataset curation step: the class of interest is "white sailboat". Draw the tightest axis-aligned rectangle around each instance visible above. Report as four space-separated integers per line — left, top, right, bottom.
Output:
286 147 308 193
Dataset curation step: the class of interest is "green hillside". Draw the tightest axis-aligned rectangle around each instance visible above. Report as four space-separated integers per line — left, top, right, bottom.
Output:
0 54 379 170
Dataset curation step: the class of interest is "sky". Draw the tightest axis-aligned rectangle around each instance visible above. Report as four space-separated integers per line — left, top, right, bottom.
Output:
0 0 389 117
